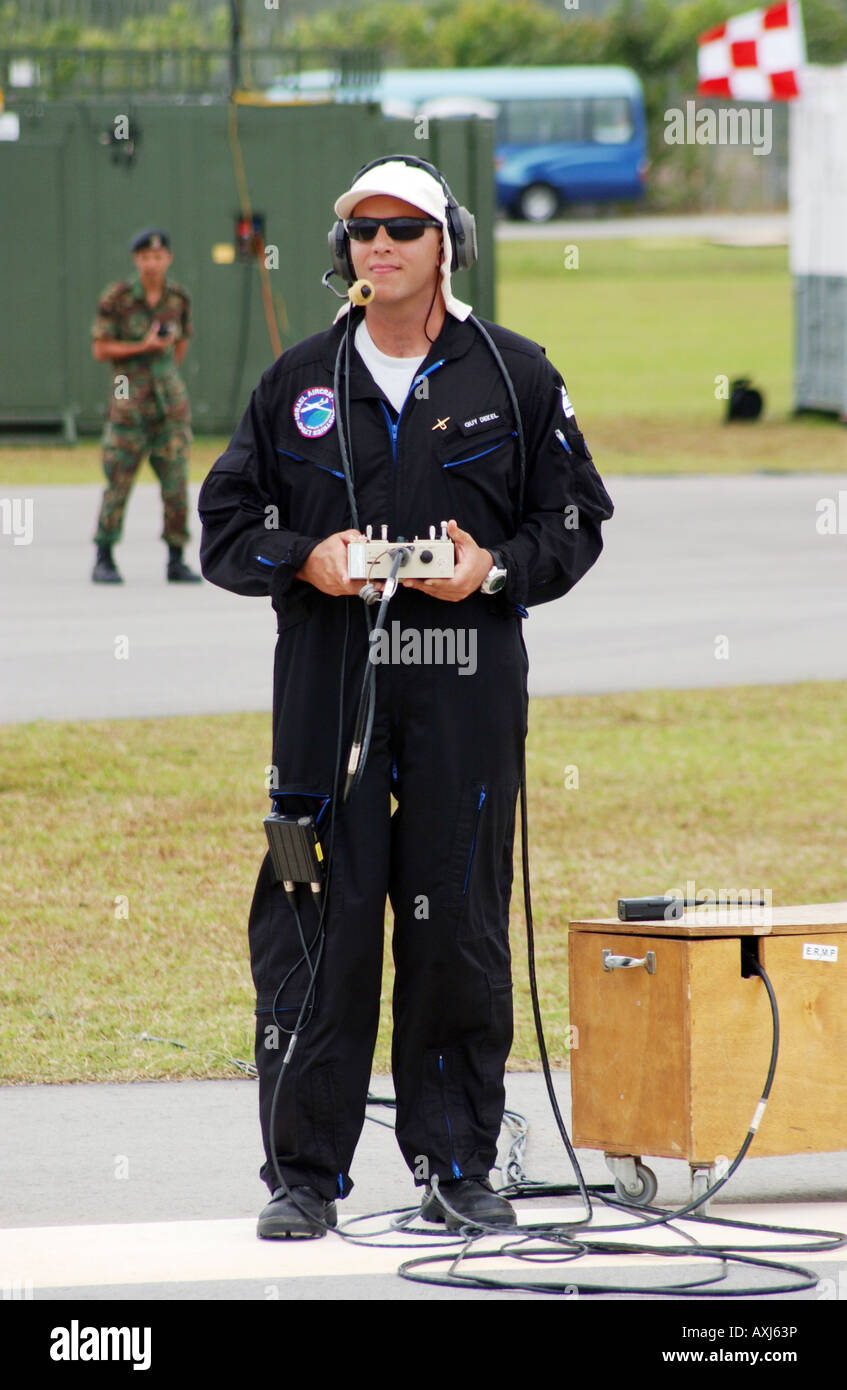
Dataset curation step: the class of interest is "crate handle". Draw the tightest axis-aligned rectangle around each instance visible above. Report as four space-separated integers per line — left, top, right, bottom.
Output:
602 949 656 974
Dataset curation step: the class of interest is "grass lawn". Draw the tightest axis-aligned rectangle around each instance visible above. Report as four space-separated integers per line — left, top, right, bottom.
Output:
497 239 847 474
1 240 844 486
0 438 231 489
2 682 846 1084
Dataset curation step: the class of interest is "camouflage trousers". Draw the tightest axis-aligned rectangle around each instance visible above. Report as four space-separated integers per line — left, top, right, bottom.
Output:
94 418 193 548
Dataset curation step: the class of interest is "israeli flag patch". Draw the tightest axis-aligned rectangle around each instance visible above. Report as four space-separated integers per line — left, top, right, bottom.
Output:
560 385 575 419
293 387 336 438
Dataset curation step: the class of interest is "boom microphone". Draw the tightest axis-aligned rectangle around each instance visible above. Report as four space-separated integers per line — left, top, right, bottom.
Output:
348 279 375 306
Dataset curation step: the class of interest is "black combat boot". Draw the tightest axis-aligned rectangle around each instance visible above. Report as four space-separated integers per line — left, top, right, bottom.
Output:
166 545 202 583
92 543 123 584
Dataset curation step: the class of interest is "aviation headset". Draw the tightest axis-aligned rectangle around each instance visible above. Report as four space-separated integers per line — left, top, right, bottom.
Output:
327 153 478 283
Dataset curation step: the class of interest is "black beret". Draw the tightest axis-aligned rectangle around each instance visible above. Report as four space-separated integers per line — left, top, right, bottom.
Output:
129 227 170 253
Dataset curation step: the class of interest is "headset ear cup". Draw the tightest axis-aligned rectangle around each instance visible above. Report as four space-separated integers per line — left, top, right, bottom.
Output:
452 207 477 272
328 221 355 284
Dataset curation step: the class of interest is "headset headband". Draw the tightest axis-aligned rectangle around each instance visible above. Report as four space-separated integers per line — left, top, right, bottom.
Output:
352 153 453 200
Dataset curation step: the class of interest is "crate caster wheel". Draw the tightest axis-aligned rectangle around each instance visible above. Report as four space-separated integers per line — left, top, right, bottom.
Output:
616 1163 658 1206
605 1155 658 1206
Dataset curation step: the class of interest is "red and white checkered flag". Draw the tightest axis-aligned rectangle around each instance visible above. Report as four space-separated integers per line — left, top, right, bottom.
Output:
697 0 807 100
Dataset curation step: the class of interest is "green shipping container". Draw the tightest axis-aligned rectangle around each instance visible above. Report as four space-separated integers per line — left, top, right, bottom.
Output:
0 98 495 437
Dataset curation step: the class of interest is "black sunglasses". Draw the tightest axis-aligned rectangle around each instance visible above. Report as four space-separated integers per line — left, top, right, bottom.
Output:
345 216 441 243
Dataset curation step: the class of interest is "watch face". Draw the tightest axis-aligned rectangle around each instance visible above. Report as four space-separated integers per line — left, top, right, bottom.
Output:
482 566 507 594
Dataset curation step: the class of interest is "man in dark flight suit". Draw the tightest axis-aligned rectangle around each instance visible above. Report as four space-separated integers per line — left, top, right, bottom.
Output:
198 156 613 1237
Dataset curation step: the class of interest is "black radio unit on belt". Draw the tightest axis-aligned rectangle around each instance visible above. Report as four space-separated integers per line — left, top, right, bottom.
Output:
263 812 324 897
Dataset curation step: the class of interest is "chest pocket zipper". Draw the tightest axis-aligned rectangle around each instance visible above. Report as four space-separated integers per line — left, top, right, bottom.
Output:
442 432 516 469
276 445 345 480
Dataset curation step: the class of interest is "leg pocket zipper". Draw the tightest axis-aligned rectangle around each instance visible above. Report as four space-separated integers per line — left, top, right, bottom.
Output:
462 785 487 895
439 1052 463 1179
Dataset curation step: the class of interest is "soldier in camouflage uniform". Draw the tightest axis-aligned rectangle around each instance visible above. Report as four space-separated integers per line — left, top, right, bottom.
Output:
91 227 201 583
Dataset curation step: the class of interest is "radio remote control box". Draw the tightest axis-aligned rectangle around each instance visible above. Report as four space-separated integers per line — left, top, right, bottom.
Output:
347 523 455 581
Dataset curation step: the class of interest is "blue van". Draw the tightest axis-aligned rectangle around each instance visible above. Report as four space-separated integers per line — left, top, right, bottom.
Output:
375 66 649 221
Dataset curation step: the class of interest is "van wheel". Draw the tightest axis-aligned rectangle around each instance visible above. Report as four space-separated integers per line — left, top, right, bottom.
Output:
518 183 560 223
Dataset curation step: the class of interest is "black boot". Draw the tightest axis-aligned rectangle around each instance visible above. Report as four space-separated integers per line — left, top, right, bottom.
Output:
92 543 123 584
420 1177 517 1231
257 1186 337 1240
166 545 202 583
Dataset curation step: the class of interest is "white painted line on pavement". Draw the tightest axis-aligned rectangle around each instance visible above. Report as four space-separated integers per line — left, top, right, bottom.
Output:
2 1203 844 1290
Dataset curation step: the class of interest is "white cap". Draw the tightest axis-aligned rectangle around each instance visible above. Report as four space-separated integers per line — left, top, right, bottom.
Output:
332 159 472 324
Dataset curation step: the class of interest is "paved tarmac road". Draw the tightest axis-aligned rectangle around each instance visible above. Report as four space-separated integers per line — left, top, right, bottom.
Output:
495 211 789 243
2 1073 845 1303
1 476 844 723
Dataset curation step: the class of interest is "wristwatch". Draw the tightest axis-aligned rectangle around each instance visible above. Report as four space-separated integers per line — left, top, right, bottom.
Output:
480 549 508 595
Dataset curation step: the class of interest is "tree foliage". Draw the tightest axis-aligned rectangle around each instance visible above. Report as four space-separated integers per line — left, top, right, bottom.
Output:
281 0 847 71
0 1 230 48
4 0 845 67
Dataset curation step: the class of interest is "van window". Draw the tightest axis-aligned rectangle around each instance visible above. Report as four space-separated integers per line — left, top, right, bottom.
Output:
589 97 634 144
503 97 584 144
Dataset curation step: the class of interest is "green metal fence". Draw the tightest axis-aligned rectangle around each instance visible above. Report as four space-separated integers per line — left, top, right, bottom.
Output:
0 45 381 99
10 0 224 22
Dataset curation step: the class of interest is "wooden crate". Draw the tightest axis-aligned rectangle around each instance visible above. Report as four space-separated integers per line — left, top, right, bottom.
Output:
569 903 847 1165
